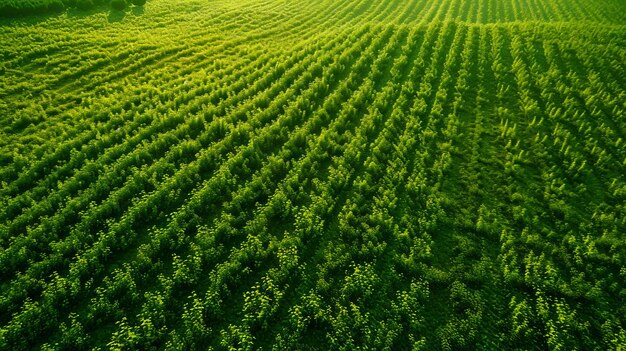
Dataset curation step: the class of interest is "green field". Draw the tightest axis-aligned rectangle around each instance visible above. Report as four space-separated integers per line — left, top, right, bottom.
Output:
1 0 625 349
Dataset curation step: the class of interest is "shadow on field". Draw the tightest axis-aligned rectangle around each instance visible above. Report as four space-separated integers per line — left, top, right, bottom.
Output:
0 4 145 26
132 6 144 16
107 10 126 23
67 6 105 18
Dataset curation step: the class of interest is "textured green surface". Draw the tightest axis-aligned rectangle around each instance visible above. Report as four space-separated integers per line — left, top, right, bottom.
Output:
1 0 625 349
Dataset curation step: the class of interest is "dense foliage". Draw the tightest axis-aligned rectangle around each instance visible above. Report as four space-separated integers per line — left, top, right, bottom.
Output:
1 0 625 349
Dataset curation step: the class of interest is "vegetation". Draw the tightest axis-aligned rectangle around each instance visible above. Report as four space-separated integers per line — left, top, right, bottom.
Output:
0 0 625 349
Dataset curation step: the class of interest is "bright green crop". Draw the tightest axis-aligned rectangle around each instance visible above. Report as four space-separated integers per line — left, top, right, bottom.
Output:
0 0 625 350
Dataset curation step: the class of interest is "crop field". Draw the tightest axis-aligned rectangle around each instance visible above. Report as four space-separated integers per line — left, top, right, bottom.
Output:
1 0 625 349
